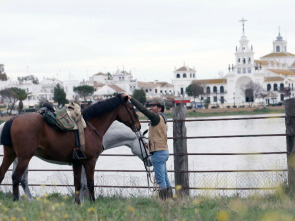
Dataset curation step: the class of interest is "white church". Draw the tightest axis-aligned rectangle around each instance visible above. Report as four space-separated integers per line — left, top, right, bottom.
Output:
182 19 295 107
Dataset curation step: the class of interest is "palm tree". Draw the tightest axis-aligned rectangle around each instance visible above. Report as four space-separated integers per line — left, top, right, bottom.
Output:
12 88 28 114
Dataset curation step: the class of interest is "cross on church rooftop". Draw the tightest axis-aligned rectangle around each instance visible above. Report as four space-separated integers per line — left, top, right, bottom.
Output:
239 17 247 32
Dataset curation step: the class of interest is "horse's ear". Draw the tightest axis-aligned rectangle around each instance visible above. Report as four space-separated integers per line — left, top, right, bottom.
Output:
123 95 128 102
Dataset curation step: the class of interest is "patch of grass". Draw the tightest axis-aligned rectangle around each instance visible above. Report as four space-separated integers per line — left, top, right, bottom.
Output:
1 191 295 220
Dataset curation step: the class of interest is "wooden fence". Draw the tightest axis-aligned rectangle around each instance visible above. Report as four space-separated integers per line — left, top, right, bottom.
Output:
1 98 294 196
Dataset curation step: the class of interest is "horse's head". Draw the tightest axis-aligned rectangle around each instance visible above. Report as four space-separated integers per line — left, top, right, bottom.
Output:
117 94 141 132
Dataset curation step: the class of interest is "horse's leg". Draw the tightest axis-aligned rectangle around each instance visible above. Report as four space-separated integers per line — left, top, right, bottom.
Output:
84 161 96 202
12 157 31 201
72 160 82 204
79 166 87 204
0 146 16 184
13 159 33 201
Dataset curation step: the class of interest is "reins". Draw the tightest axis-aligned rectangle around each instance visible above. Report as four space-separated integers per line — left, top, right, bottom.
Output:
134 130 155 189
123 101 155 189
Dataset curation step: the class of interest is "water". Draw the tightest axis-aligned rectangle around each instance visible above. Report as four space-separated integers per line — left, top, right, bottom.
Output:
0 114 288 197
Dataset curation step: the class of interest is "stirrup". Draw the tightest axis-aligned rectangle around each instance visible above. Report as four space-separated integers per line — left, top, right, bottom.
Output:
72 149 87 160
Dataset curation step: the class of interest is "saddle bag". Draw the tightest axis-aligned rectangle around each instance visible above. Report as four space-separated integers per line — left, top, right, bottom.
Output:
55 107 75 131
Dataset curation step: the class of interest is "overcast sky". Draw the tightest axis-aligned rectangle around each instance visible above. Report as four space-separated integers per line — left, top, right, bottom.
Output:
1 0 295 83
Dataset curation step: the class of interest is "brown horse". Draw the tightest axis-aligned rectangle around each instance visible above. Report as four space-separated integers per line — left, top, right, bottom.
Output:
0 94 140 203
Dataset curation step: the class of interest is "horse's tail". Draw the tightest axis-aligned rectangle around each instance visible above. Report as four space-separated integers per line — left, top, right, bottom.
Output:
0 119 13 146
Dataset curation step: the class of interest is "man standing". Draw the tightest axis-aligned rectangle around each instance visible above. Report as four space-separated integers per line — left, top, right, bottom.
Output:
124 94 172 200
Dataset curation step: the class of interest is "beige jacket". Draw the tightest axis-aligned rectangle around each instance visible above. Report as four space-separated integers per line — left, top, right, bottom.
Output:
148 115 168 153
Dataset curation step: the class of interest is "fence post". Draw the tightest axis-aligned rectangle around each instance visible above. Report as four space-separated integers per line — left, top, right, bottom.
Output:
285 98 295 193
172 104 189 196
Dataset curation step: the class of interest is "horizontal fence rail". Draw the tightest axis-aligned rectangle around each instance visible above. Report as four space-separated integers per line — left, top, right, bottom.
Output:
140 115 287 123
4 169 287 173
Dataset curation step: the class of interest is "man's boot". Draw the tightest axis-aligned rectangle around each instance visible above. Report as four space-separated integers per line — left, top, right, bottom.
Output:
167 187 173 199
159 188 168 200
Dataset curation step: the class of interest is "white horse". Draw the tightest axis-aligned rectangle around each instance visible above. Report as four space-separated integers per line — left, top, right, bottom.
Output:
0 121 151 201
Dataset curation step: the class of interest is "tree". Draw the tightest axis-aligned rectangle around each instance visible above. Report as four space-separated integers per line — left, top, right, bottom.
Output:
0 88 21 114
107 72 113 80
204 97 210 109
242 81 265 106
0 73 7 81
279 87 291 100
73 85 95 101
132 89 146 104
54 84 68 107
17 75 39 84
12 88 28 114
186 83 204 109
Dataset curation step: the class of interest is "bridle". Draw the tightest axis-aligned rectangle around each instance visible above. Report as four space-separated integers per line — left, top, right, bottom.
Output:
123 101 140 132
123 101 155 187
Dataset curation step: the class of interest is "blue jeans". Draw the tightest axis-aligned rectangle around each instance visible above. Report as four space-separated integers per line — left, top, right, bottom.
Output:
151 150 171 190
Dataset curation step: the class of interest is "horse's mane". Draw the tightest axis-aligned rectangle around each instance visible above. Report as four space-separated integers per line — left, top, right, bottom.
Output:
82 94 123 121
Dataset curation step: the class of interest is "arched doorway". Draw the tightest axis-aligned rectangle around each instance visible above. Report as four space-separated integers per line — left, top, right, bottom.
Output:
245 88 254 102
234 76 254 105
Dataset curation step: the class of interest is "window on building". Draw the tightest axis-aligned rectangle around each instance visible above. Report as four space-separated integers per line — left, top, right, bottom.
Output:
160 90 162 93
238 57 241 63
190 73 192 78
213 86 217 93
267 84 271 91
176 74 180 78
183 73 187 78
213 96 217 102
180 88 184 95
146 89 148 93
193 73 195 78
248 57 251 64
220 86 224 93
238 68 241 74
243 57 246 64
220 96 224 104
155 89 157 93
274 83 278 91
247 68 251 73
276 46 280 52
280 83 284 90
243 68 246 73
206 86 210 94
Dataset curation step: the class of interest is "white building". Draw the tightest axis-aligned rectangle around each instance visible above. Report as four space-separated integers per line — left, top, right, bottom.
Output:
180 21 295 107
94 84 125 99
172 65 197 96
137 81 174 98
106 69 137 94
